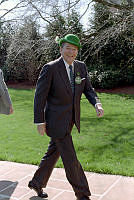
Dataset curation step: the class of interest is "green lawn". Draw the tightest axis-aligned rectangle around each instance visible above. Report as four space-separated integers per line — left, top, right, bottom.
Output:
0 88 134 177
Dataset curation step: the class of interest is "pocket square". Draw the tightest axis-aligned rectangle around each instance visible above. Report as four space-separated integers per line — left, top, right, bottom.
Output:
81 78 86 81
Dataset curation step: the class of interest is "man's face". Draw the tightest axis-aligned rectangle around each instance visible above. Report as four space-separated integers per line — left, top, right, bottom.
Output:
60 43 78 65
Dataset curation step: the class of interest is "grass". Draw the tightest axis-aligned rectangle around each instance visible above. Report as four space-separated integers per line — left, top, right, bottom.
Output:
0 88 134 177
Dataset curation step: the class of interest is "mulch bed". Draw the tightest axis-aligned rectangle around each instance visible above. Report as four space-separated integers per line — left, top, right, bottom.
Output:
96 86 134 95
7 82 134 95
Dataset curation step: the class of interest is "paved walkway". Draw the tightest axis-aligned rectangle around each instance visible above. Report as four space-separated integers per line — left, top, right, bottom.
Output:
0 161 134 200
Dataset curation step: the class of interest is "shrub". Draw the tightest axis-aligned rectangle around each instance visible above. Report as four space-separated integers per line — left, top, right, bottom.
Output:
89 68 134 89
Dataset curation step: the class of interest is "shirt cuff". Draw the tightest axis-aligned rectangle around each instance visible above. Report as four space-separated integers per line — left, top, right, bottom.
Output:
95 103 102 108
35 123 45 125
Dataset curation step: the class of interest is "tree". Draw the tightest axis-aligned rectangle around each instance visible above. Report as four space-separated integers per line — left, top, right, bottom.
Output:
0 0 134 25
7 17 44 82
43 8 84 62
83 2 134 88
0 20 14 79
90 3 115 31
67 9 83 36
1 0 134 88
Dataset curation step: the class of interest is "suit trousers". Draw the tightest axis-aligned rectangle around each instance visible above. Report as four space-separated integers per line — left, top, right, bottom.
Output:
31 134 91 198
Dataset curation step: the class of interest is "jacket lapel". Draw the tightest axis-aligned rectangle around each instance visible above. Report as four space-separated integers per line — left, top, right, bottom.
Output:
74 61 83 97
74 60 80 78
58 57 73 97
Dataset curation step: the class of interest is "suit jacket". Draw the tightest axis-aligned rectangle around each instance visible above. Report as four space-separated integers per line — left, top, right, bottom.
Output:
0 69 12 115
34 57 100 139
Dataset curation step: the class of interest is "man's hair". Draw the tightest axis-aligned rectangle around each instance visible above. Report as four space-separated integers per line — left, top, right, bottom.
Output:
61 43 65 48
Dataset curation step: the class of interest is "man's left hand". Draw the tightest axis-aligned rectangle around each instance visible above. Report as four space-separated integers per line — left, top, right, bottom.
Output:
95 104 104 117
9 105 14 114
37 123 46 136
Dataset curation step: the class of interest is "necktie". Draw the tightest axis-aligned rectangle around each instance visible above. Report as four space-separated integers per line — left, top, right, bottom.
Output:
69 65 74 93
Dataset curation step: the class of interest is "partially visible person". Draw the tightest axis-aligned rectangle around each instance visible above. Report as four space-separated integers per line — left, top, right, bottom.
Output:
0 69 13 115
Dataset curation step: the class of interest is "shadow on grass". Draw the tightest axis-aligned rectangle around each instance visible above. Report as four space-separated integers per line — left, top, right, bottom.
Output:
0 181 18 198
110 127 134 146
82 93 134 101
81 113 129 123
89 126 134 164
116 93 134 99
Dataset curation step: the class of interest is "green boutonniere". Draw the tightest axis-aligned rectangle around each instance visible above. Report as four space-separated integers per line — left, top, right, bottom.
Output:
75 72 82 84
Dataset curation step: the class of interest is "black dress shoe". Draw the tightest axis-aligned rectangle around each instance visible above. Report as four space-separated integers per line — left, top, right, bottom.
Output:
77 197 91 200
28 180 48 198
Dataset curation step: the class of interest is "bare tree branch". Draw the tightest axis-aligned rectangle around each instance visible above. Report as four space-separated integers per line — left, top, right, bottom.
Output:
28 0 81 20
83 11 134 59
1 0 133 27
94 0 134 10
0 0 27 20
0 0 8 5
28 0 53 24
78 1 93 21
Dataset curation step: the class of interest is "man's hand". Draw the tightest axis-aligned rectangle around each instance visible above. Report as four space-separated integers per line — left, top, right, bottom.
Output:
95 104 104 117
9 105 14 114
37 123 46 136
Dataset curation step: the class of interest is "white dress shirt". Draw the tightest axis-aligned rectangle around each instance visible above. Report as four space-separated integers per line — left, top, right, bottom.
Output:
63 59 74 82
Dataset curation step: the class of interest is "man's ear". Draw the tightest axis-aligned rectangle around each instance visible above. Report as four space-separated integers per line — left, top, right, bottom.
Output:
60 47 62 54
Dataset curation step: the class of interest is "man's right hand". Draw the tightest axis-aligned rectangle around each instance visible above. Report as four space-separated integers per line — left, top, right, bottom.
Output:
37 123 46 136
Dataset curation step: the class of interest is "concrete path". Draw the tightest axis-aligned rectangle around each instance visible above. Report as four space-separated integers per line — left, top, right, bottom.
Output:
0 161 134 200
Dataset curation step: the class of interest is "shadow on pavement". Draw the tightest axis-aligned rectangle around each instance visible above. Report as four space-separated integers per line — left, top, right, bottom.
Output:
0 180 18 198
30 196 48 200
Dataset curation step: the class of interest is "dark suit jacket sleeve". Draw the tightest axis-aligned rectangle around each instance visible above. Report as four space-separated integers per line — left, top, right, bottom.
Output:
83 64 100 106
34 64 53 123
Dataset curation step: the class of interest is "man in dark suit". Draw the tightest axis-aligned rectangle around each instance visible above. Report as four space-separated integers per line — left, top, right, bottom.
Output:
28 34 104 200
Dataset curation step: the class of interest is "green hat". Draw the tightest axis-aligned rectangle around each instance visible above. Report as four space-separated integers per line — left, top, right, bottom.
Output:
59 34 81 49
